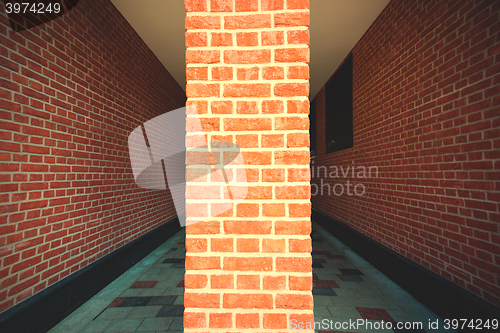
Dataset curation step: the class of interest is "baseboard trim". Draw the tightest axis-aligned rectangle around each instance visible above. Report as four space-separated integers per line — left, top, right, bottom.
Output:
0 217 181 333
312 208 499 325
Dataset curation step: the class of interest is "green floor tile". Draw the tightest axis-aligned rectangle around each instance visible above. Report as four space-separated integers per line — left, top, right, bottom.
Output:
313 295 332 305
136 317 174 331
119 288 143 297
78 320 113 333
103 318 143 332
327 305 363 319
168 317 183 330
126 306 162 318
96 308 134 320
314 304 331 316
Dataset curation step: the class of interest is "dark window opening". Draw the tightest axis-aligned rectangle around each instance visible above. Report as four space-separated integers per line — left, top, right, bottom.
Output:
325 53 353 154
310 98 317 158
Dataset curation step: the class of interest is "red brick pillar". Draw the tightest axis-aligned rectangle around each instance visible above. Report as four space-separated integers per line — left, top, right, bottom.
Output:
184 0 313 331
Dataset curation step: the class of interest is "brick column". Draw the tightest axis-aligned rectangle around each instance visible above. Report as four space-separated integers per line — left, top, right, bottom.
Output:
184 0 313 331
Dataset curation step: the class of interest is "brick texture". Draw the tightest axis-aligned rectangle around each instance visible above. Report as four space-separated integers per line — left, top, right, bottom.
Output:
184 0 312 331
312 0 500 306
0 0 186 313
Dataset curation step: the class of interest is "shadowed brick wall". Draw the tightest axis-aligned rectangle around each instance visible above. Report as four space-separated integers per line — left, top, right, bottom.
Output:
184 0 313 331
0 0 185 313
312 0 500 306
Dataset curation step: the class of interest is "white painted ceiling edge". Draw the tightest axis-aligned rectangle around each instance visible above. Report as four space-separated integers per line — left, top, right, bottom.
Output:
110 0 390 100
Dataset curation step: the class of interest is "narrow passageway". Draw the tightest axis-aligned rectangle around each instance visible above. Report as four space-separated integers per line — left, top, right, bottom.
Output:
310 224 455 333
48 230 186 333
49 222 453 333
1 1 498 332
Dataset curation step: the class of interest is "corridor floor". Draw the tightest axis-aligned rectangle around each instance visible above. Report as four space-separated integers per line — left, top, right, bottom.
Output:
49 222 456 333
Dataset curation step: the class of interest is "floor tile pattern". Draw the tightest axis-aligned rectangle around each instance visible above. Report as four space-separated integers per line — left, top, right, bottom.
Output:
130 281 159 289
49 222 456 333
311 223 455 333
355 307 395 321
52 233 186 333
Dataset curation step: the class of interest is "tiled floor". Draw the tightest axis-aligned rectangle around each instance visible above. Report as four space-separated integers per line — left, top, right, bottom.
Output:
48 230 186 333
310 223 456 333
49 222 456 333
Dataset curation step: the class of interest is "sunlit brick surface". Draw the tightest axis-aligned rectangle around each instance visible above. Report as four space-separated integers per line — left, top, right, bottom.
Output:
184 0 313 331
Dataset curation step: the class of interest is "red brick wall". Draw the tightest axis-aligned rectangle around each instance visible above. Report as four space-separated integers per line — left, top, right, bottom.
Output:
312 0 500 306
184 0 313 331
0 0 185 313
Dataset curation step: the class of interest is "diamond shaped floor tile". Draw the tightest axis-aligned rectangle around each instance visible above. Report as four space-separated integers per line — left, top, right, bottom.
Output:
156 305 184 317
339 268 364 275
162 258 184 264
337 274 363 282
355 307 395 321
315 279 340 288
313 287 337 296
119 297 153 307
130 281 158 288
147 296 177 306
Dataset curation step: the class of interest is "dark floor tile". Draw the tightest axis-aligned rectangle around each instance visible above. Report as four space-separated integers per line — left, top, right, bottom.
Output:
339 268 364 275
177 241 185 245
313 250 334 259
130 280 158 288
177 280 184 287
107 297 126 308
147 296 177 306
313 273 321 282
156 305 184 317
312 238 324 242
171 263 185 268
337 274 363 281
119 297 153 307
162 258 184 263
355 307 395 321
312 287 337 296
313 263 324 268
315 280 339 288
170 247 178 251
331 255 346 259
314 258 327 263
